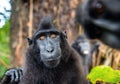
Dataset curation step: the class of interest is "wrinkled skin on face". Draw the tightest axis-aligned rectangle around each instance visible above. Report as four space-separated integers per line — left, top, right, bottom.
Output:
76 0 120 49
34 30 62 68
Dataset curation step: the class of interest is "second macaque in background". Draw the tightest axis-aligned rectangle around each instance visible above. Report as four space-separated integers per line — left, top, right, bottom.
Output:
72 34 100 76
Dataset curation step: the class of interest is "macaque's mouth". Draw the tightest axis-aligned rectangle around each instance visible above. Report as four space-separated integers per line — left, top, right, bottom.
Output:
93 19 120 34
44 55 61 62
100 31 120 49
44 58 60 68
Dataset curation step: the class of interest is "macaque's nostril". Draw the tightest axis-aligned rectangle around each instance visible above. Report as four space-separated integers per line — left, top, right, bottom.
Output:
47 47 54 53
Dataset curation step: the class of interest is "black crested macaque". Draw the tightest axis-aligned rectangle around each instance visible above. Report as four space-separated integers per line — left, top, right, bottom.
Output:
72 35 100 75
76 0 120 49
1 16 87 84
20 16 87 84
72 34 92 76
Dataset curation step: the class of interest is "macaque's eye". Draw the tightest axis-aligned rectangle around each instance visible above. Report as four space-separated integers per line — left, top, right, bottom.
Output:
50 33 57 38
95 1 105 14
39 35 45 40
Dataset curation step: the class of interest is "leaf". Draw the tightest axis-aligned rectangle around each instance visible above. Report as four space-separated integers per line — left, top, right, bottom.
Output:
87 65 120 84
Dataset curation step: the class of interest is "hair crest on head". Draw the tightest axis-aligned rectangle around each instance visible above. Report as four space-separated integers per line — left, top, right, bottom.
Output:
39 16 55 30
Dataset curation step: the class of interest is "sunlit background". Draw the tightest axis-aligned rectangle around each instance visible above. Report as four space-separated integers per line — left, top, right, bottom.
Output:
0 0 11 28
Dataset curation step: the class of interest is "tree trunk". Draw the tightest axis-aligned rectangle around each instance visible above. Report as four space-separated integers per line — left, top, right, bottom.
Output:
10 0 81 66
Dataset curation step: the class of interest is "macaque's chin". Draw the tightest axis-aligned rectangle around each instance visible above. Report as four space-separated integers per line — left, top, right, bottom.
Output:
43 59 60 68
101 32 120 49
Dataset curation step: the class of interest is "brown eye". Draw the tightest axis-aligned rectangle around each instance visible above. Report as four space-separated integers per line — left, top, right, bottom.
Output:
50 34 57 38
39 35 45 40
95 1 105 14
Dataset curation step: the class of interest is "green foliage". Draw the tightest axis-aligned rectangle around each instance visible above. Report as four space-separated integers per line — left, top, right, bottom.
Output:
0 20 10 78
87 65 120 84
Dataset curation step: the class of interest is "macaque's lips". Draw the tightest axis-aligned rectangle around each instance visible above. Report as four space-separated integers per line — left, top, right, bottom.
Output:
100 31 120 49
93 19 120 34
92 19 120 49
44 55 61 61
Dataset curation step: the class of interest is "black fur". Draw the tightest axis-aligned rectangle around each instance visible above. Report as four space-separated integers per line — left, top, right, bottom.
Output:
1 16 87 84
72 35 92 76
76 0 120 49
19 16 87 84
1 68 23 84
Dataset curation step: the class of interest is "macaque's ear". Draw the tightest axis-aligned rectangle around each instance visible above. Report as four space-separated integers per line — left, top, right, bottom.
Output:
27 38 32 45
60 31 68 44
62 31 67 39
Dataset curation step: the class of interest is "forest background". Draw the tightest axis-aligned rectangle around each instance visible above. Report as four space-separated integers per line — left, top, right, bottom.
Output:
0 0 120 83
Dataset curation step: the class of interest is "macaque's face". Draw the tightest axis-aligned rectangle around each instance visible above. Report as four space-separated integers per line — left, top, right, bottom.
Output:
76 0 120 49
